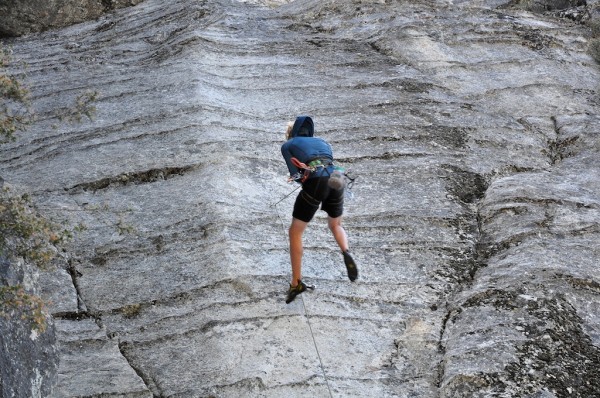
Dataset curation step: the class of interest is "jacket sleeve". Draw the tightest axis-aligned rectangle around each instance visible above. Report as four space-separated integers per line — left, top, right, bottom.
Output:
281 141 299 176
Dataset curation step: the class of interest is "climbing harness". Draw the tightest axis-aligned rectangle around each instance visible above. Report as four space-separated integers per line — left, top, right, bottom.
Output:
272 157 358 209
289 156 357 194
289 157 333 183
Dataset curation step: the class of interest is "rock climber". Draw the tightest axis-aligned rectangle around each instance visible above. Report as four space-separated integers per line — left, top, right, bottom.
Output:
281 115 358 304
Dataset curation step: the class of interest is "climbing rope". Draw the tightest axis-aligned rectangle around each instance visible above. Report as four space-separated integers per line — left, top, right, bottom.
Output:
300 294 334 398
269 183 334 398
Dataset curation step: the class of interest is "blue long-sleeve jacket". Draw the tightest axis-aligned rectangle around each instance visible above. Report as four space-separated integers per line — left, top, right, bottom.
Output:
281 116 334 180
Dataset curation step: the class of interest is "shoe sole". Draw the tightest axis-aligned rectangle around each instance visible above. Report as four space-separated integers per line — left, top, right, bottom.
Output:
346 263 358 281
344 254 358 281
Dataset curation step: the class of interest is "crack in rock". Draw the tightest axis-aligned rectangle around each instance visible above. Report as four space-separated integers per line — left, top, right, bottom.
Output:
66 165 197 193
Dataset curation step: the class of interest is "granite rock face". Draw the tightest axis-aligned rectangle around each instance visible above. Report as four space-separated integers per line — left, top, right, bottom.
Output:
0 255 59 398
0 0 599 396
0 0 145 37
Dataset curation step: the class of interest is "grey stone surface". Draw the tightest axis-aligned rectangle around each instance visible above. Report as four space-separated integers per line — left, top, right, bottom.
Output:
39 257 80 316
0 0 599 396
0 0 145 37
0 255 59 398
49 318 151 398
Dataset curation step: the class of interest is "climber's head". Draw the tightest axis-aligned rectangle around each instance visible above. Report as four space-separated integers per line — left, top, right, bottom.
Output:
285 116 314 140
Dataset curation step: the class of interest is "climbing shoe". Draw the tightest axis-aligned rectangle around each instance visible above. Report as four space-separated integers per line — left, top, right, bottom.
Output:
343 251 358 282
285 280 314 304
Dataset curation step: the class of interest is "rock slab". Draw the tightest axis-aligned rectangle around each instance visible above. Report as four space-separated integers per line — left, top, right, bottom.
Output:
0 0 599 396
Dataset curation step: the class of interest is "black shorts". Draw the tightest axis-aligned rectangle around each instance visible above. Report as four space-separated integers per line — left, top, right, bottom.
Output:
292 176 344 222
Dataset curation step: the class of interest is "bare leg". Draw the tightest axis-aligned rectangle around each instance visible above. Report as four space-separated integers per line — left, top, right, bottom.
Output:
328 216 348 252
329 215 358 281
289 217 308 286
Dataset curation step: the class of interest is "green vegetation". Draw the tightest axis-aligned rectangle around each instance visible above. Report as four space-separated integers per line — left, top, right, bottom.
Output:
0 44 32 143
120 303 142 318
0 187 73 332
117 215 136 235
59 90 98 124
0 188 72 266
0 43 72 332
0 285 48 332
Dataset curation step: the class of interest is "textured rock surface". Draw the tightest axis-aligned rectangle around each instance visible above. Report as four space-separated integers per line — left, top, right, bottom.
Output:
0 0 145 37
0 255 59 398
1 0 599 396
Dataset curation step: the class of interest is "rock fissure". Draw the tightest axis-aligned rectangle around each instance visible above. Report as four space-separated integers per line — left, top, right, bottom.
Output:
546 115 564 165
66 258 88 314
435 172 491 394
558 274 600 292
67 165 197 193
118 341 162 397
